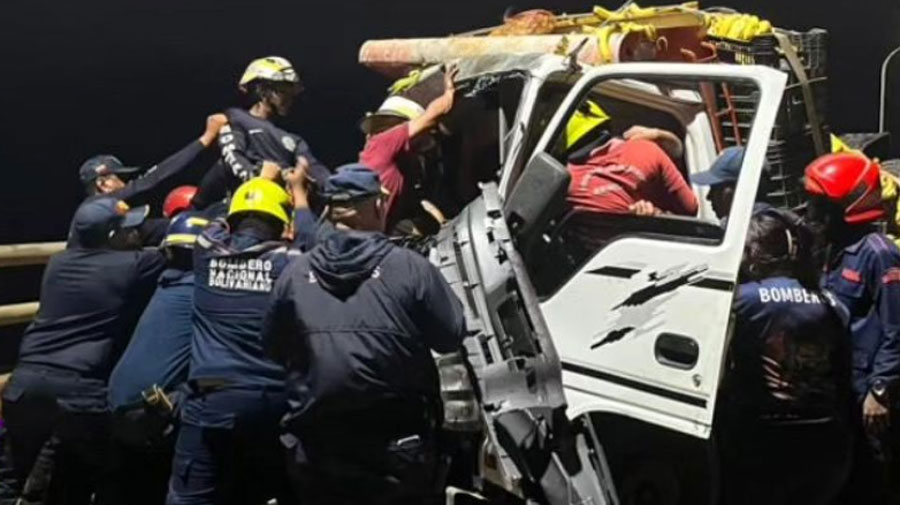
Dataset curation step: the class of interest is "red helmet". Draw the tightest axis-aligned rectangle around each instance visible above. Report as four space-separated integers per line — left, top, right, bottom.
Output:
163 185 198 218
804 153 884 224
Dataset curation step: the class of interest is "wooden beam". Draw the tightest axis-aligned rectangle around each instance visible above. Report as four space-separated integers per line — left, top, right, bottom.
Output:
0 302 39 327
0 242 65 268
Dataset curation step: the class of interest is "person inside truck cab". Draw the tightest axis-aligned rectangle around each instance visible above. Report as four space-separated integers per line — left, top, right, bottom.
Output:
358 65 459 236
720 208 852 505
804 152 900 504
563 100 698 219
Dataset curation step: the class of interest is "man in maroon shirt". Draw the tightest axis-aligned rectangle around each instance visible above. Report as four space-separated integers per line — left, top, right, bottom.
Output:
567 137 698 217
359 66 458 234
563 101 698 218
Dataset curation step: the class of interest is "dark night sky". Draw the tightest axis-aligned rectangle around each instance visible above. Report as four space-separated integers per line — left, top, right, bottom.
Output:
0 0 899 362
2 0 899 244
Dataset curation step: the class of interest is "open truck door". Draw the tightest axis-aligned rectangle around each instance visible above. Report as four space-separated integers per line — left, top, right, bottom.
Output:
510 63 788 439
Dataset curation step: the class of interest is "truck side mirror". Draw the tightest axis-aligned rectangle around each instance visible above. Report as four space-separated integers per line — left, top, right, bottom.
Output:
504 152 571 257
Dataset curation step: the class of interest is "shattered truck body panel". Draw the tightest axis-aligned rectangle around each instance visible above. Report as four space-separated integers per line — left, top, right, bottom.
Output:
425 54 787 502
432 184 617 504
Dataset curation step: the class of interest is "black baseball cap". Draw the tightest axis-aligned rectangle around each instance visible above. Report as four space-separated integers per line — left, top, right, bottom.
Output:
78 155 141 185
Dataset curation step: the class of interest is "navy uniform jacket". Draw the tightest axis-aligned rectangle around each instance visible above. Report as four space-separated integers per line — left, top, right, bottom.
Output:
262 230 466 429
107 269 195 409
17 248 166 381
108 140 206 208
188 220 301 390
218 108 329 186
730 277 851 424
824 232 900 402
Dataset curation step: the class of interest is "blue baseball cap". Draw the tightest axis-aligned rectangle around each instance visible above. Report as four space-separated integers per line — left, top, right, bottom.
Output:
691 147 748 186
69 197 148 246
323 163 388 203
78 155 141 186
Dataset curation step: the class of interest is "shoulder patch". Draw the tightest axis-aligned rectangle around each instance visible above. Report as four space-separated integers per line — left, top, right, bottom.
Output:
882 267 900 284
281 135 297 152
841 268 862 283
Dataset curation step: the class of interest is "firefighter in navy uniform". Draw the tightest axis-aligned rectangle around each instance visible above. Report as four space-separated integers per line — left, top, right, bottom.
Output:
2 197 166 505
262 164 467 505
166 165 312 505
804 152 900 504
79 114 227 245
105 212 209 505
720 209 852 505
191 56 330 210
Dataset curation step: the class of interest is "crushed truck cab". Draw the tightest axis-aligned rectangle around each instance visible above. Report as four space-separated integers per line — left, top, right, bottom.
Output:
409 52 788 505
414 55 786 503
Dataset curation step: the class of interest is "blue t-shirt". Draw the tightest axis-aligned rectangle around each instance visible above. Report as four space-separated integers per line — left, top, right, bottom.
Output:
107 269 195 409
731 276 850 424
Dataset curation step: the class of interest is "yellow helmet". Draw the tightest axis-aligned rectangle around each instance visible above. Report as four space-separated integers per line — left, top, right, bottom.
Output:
239 56 300 91
566 100 611 149
228 178 292 224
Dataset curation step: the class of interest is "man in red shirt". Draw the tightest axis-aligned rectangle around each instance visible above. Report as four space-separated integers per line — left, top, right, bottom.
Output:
564 101 698 218
359 65 458 234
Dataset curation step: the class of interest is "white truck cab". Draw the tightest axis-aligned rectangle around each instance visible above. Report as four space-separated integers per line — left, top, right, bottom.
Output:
431 55 787 505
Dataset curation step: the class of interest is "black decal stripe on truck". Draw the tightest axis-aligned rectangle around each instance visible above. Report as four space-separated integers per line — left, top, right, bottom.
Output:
561 360 707 408
587 266 734 293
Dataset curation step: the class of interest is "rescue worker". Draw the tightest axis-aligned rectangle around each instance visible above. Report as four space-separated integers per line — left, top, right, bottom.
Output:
358 64 459 235
804 152 900 504
191 56 330 210
105 212 208 505
690 146 772 221
2 197 166 504
262 163 467 505
720 208 852 505
564 100 698 218
166 164 312 505
81 114 226 205
80 113 227 244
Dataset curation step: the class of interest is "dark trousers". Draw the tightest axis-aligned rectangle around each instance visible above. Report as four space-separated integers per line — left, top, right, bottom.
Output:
1 367 110 505
0 423 21 504
106 403 179 505
166 387 295 505
839 418 900 505
285 402 443 505
720 419 851 505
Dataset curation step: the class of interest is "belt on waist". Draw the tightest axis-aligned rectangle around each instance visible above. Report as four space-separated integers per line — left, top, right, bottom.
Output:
187 378 285 395
114 384 179 416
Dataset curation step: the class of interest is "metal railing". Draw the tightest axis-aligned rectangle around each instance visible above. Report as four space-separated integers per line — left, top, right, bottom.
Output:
0 241 65 327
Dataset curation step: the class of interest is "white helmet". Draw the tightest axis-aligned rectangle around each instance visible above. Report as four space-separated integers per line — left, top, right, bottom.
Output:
238 56 300 91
